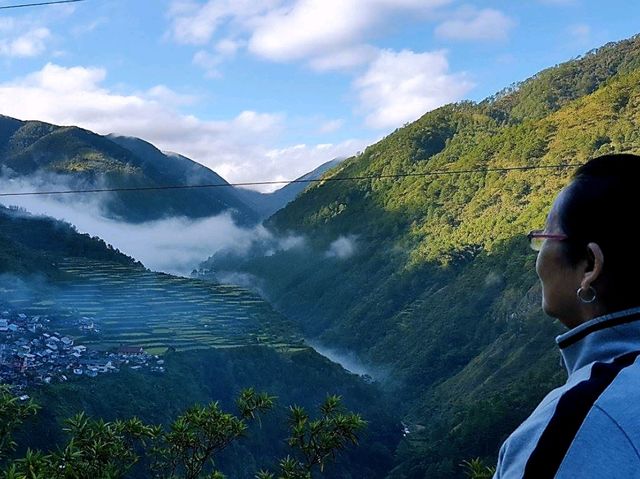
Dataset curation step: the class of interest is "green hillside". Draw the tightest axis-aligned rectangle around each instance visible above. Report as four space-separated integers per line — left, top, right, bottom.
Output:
0 201 400 478
0 204 137 277
0 119 258 223
1 257 302 355
202 34 640 477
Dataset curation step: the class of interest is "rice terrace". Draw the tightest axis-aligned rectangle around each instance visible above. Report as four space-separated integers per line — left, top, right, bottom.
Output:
1 258 304 355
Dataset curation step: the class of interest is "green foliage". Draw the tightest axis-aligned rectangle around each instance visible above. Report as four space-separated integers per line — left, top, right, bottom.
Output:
0 388 364 479
0 387 39 461
151 390 274 479
256 395 366 479
5 413 158 479
460 458 496 479
17 348 398 478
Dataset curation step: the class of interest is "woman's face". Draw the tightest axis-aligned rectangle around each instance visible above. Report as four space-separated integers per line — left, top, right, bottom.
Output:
536 187 586 328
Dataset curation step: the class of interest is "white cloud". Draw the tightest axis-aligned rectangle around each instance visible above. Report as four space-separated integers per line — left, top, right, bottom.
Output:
325 235 357 259
249 0 450 64
435 8 515 41
219 138 369 191
0 8 75 59
354 49 473 129
0 27 51 58
307 44 378 72
248 0 376 62
168 0 280 45
193 50 224 78
0 63 368 193
145 85 198 107
318 119 344 134
215 37 243 56
167 0 451 70
71 17 107 36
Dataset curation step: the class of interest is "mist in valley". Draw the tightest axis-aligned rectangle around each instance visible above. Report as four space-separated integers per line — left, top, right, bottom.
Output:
0 174 277 276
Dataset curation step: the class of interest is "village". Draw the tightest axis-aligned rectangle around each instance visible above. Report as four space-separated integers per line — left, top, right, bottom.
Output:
0 307 166 395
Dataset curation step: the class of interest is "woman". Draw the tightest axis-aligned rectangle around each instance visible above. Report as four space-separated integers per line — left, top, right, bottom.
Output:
494 153 640 478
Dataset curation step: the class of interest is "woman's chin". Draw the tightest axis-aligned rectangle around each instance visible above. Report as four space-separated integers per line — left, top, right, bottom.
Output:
541 301 566 324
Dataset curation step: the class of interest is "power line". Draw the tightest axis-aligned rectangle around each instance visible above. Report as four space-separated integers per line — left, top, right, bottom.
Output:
0 0 85 10
0 163 581 198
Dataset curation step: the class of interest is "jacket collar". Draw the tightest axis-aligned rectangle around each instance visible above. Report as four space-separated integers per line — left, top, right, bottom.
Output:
557 306 640 375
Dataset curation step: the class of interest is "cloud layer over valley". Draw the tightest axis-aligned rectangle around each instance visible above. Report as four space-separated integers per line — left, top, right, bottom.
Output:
0 175 273 276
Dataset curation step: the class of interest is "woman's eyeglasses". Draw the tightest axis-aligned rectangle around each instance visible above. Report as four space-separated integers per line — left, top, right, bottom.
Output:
527 230 568 251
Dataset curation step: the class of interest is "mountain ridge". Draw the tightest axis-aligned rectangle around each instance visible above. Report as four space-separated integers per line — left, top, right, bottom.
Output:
203 33 640 477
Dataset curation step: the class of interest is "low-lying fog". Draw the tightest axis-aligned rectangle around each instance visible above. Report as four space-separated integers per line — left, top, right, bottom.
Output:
0 174 268 276
0 175 359 278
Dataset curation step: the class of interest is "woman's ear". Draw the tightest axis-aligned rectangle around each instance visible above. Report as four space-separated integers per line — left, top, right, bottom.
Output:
582 242 604 288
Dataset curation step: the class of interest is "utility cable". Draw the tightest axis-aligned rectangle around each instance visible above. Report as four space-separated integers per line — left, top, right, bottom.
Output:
0 163 581 197
0 0 85 10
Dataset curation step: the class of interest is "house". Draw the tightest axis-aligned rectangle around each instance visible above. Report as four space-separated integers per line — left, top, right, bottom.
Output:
0 320 8 332
117 346 145 356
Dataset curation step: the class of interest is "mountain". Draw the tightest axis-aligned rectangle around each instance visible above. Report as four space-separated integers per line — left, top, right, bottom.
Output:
0 205 401 478
0 118 258 224
235 158 345 220
0 204 137 276
201 34 640 477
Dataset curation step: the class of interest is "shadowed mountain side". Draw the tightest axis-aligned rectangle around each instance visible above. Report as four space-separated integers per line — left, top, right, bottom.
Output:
0 204 137 277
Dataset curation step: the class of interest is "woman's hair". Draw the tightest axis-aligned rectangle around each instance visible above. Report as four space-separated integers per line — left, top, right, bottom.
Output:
559 153 640 310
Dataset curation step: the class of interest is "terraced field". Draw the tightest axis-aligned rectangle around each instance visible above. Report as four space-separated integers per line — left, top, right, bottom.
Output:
2 258 305 355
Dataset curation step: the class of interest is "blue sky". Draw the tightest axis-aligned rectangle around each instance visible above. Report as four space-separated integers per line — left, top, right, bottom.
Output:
0 0 638 191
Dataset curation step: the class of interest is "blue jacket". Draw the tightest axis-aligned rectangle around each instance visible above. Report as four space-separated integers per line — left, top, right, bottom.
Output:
494 307 640 478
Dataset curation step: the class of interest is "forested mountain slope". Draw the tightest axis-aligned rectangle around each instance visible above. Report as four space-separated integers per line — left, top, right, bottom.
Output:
0 204 137 276
0 209 401 479
0 118 258 224
202 35 640 477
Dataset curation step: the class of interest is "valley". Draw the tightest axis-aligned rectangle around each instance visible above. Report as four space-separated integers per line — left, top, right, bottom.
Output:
1 32 640 479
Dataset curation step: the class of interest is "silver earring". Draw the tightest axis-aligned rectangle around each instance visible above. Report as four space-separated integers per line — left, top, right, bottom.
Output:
577 286 597 303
